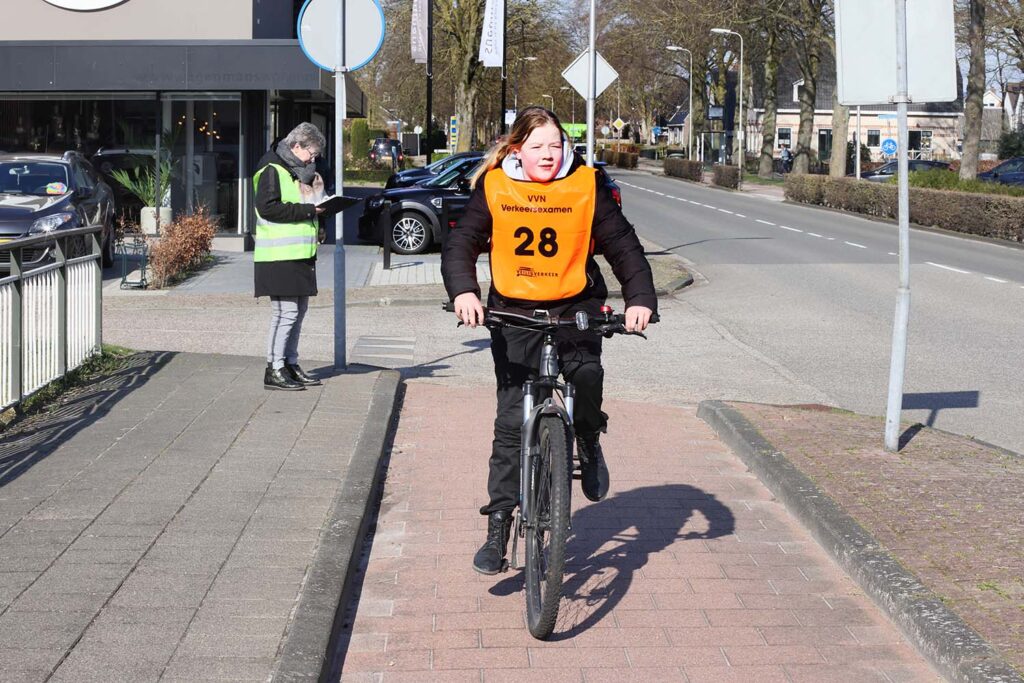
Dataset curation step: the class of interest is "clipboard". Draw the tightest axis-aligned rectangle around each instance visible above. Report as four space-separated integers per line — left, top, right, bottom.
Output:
316 195 361 215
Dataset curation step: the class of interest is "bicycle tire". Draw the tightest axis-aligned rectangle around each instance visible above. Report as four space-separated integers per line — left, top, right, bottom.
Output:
525 415 571 639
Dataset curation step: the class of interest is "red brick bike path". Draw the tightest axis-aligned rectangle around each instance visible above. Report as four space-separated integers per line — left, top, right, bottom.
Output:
337 384 939 682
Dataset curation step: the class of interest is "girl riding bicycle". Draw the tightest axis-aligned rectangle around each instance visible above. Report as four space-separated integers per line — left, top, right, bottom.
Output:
441 107 657 575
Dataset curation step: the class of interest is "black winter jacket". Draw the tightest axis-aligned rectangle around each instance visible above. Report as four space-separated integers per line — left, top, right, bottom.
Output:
441 157 657 316
253 149 319 298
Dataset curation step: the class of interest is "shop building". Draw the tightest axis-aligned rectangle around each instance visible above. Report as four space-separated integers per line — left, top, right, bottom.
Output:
0 0 365 242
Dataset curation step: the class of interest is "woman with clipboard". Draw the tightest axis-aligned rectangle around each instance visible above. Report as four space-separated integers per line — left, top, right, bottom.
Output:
252 122 334 391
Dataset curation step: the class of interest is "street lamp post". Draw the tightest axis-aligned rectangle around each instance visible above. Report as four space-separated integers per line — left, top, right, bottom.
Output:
513 55 537 111
542 94 554 112
711 27 743 187
560 86 576 126
665 45 693 160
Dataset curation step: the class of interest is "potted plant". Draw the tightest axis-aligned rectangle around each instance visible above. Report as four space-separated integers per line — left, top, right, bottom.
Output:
110 154 174 235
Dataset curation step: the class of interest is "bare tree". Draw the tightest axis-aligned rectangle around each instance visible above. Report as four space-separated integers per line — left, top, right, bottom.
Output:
961 0 987 178
828 90 850 176
785 0 831 174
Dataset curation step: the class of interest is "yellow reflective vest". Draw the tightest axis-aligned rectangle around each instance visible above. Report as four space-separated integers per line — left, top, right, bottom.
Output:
252 163 317 262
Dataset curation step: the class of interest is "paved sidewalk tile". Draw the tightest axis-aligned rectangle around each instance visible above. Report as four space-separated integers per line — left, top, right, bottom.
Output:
337 384 941 681
0 353 380 682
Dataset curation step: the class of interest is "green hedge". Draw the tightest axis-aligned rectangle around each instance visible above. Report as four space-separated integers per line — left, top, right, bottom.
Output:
664 157 703 182
785 175 1024 243
909 168 1024 197
344 169 391 183
431 151 452 163
350 119 369 157
712 165 740 189
616 152 638 169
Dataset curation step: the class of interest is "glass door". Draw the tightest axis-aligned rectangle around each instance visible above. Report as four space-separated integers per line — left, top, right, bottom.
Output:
166 95 242 234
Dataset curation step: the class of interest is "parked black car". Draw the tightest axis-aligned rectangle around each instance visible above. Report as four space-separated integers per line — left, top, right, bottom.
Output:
0 152 116 269
851 159 951 182
385 151 484 189
358 159 622 255
977 157 1024 186
368 138 404 169
358 158 480 254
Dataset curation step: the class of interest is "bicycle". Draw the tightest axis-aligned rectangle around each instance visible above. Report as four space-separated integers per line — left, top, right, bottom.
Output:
443 302 658 639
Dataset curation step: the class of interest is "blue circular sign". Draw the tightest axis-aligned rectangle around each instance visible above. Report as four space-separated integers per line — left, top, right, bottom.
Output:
881 138 898 155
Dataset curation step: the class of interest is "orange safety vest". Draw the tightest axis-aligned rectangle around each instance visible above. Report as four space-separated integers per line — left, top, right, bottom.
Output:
485 166 597 301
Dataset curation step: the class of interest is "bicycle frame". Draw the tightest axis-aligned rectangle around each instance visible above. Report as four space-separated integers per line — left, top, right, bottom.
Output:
518 332 576 531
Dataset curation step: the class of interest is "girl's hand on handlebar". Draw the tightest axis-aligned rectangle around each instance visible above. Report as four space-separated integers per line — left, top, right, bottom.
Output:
453 292 485 328
624 305 653 332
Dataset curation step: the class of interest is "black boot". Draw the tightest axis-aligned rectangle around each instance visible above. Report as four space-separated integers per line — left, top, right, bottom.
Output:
576 434 609 502
285 363 321 386
473 510 512 575
264 364 305 391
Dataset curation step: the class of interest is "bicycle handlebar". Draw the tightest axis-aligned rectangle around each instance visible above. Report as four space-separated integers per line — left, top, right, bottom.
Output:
442 301 658 338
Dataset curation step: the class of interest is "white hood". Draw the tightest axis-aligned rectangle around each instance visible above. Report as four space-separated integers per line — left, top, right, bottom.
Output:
500 132 575 182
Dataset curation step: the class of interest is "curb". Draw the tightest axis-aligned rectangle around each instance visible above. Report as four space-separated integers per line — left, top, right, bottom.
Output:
272 369 402 683
658 271 694 295
697 400 1024 683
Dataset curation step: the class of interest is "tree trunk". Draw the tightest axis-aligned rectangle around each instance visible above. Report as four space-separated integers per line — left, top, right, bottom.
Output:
454 80 477 153
793 1 823 176
759 32 779 178
793 69 817 175
829 89 850 177
960 0 986 179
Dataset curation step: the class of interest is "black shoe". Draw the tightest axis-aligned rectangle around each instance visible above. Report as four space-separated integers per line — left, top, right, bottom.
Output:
576 434 609 502
264 365 305 391
472 510 512 575
285 363 321 386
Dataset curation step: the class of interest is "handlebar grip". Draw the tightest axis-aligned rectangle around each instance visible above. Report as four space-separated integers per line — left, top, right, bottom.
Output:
442 301 455 312
651 313 660 324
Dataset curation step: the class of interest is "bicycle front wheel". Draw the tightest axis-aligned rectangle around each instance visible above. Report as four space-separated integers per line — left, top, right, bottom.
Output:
524 415 571 639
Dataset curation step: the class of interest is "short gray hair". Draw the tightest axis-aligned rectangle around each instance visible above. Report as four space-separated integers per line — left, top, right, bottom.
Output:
283 122 326 154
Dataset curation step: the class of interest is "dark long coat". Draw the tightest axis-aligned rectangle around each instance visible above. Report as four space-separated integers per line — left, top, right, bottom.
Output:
253 149 319 298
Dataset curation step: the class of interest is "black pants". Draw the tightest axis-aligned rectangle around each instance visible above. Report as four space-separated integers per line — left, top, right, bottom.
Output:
483 323 607 515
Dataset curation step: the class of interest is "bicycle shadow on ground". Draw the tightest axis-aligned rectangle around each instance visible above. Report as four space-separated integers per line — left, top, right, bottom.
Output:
490 483 735 640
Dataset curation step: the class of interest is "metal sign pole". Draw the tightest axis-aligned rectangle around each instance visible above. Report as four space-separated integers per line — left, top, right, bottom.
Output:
855 105 862 178
333 0 347 369
884 0 911 451
585 0 595 167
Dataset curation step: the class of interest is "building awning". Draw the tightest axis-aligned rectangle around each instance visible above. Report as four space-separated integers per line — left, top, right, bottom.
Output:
0 39 365 116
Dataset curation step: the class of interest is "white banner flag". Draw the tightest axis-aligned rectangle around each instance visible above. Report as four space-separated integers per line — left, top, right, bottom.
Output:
411 0 428 64
478 0 504 68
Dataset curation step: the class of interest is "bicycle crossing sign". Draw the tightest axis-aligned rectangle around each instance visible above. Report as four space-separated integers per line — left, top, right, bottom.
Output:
881 138 898 155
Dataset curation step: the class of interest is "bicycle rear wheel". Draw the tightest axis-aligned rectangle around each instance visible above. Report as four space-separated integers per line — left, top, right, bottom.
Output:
525 415 571 639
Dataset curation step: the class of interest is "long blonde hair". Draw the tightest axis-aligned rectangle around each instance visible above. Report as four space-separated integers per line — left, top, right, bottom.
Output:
470 106 565 188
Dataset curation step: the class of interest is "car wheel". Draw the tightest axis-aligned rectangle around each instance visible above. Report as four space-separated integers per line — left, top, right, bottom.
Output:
390 211 432 255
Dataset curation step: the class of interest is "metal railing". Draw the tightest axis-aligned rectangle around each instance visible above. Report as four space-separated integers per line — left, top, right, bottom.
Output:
1 225 103 411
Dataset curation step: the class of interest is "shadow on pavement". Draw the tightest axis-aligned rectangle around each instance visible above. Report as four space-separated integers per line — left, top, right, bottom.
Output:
0 351 172 488
902 390 980 428
398 338 492 380
645 236 772 255
490 483 735 639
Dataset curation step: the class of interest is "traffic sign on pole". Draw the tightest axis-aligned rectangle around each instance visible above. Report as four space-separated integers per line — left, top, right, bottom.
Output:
562 49 618 100
297 0 385 370
881 138 898 155
835 0 955 106
298 0 385 72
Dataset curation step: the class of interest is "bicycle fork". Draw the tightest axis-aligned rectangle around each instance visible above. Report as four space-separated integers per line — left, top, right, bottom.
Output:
509 340 575 571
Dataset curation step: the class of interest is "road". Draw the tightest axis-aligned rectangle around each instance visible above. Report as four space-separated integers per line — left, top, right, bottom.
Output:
103 170 1023 454
608 168 1024 453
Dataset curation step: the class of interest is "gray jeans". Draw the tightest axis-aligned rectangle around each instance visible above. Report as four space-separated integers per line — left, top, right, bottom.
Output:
267 296 308 369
